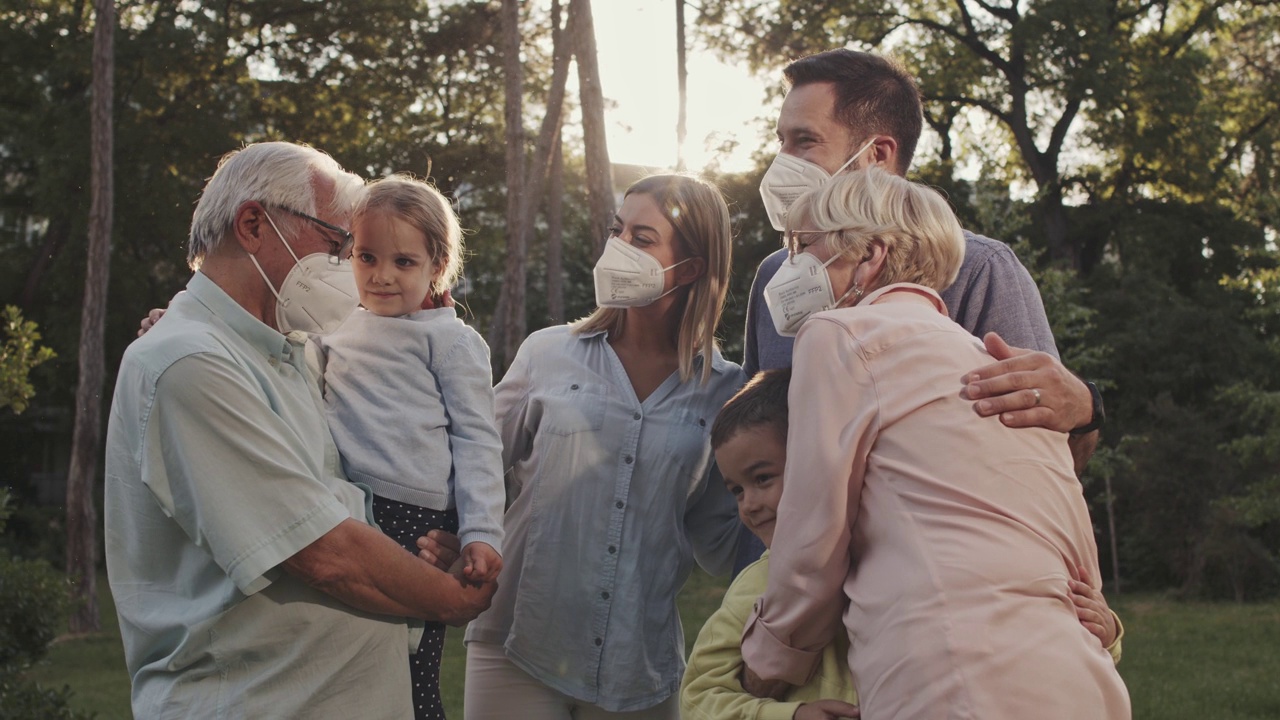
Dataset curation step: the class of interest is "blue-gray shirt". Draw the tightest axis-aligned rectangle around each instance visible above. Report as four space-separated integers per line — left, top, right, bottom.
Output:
465 325 745 711
743 230 1059 377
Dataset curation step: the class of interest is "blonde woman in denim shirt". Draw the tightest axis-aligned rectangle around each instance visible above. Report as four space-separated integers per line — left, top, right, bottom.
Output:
464 175 745 719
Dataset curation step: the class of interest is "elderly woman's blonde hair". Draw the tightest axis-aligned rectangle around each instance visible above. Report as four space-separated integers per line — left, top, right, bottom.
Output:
574 174 733 384
787 166 965 294
357 174 464 296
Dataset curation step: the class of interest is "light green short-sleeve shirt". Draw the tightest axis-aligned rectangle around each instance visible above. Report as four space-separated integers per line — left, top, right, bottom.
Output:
105 272 413 719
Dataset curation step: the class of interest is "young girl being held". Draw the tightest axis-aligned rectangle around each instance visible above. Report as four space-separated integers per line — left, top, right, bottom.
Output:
316 174 505 720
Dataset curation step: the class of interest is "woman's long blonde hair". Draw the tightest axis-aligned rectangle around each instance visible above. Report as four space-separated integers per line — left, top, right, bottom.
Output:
573 174 733 384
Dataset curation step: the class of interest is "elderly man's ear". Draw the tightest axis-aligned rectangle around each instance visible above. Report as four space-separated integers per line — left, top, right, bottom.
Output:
233 201 272 254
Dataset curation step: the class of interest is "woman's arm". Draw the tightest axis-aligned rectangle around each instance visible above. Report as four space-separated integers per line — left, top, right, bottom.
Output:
742 317 880 687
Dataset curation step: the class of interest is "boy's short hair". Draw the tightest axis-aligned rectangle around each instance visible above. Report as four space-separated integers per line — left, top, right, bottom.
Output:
711 368 793 450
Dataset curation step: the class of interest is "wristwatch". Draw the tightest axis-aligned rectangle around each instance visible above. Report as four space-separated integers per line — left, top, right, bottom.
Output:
1070 381 1105 436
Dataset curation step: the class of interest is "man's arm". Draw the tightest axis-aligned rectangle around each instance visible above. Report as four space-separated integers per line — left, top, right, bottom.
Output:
961 333 1099 474
283 518 494 625
944 235 1099 471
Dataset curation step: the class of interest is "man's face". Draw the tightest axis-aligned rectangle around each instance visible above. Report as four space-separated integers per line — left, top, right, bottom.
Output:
775 81 867 176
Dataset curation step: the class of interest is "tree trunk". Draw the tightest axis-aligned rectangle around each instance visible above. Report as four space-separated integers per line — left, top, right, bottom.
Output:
491 0 574 370
66 0 114 635
546 131 565 325
489 0 527 371
570 0 614 258
675 0 688 171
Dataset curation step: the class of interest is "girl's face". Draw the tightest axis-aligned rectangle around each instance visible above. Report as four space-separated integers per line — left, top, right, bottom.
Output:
608 192 691 290
351 209 438 317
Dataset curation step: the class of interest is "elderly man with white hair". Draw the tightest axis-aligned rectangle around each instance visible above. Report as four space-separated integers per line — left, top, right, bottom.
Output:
105 141 495 719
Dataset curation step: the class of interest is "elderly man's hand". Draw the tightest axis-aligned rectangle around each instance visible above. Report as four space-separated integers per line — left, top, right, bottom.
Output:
961 332 1093 432
438 573 497 627
416 529 462 571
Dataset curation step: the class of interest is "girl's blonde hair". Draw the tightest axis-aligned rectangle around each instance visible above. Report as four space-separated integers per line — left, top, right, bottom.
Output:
357 174 463 296
573 174 733 384
788 166 965 293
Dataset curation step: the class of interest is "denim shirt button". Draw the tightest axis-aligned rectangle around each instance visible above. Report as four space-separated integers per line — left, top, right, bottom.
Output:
624 455 633 464
608 545 616 554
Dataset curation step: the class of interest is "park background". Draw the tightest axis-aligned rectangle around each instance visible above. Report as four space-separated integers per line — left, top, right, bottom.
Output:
1 0 1278 717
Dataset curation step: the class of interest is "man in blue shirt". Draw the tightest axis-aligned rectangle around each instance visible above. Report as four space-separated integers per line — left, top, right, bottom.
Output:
736 50 1103 573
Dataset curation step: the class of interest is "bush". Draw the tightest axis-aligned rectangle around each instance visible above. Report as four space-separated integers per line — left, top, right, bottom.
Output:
0 489 91 719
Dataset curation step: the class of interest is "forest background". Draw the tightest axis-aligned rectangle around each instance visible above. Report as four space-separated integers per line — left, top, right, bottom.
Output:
0 0 1278 659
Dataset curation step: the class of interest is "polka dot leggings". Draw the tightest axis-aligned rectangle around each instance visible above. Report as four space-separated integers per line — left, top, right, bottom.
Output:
372 495 460 720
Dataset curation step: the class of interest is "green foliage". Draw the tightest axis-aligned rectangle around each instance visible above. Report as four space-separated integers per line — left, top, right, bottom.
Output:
0 489 87 719
0 307 55 415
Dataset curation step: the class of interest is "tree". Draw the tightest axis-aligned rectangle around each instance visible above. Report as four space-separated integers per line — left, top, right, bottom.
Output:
491 0 576 369
571 0 614 259
697 0 1279 270
63 0 113 635
675 0 689 171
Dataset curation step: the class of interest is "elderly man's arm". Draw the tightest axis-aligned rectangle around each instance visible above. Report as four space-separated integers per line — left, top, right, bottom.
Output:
283 518 494 626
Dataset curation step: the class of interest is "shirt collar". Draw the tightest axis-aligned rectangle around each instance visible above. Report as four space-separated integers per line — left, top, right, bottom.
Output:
572 325 731 375
187 271 300 365
860 282 948 315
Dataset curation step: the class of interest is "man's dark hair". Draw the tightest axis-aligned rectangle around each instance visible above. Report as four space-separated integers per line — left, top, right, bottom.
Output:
784 49 924 175
711 368 793 450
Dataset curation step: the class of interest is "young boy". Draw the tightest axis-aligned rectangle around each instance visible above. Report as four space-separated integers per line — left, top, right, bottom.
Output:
680 369 1123 720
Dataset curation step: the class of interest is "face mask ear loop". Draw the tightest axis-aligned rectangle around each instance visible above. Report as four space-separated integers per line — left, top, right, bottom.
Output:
833 137 879 178
248 210 302 306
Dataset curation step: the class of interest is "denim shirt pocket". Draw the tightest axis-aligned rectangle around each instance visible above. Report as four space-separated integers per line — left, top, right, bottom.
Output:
540 381 608 436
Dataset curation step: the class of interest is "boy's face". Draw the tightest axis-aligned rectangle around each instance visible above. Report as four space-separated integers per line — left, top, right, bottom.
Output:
715 424 787 549
351 209 437 317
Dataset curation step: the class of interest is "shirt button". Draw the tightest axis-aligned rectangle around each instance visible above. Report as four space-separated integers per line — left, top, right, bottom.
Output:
268 357 278 367
601 591 610 600
633 412 641 420
594 637 603 646
616 501 624 509
571 383 580 390
698 418 706 427
624 455 633 464
608 545 616 554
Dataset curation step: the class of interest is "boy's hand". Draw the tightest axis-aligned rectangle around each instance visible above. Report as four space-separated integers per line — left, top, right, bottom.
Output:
1069 565 1118 648
462 542 503 583
795 699 860 719
416 530 461 571
741 663 791 700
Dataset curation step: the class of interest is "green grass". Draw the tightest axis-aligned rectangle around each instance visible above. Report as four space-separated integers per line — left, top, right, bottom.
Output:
24 571 1280 719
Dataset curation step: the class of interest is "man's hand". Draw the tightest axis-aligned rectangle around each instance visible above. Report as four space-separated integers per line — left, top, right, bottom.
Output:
461 541 503 584
138 307 166 337
741 663 791 700
417 529 462 571
1070 565 1118 649
795 699 861 719
961 332 1093 432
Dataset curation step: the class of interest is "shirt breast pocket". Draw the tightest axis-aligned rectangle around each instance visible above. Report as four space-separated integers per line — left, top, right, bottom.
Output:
539 382 607 436
665 408 713 495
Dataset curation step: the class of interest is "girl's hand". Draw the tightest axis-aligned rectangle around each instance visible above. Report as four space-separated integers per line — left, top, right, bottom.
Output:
462 542 503 583
795 699 861 719
1069 565 1118 648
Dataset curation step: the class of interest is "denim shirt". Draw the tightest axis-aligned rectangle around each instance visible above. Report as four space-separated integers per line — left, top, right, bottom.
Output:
465 325 745 711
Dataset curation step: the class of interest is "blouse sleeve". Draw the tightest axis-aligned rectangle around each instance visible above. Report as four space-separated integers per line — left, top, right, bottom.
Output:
493 336 536 495
741 316 880 686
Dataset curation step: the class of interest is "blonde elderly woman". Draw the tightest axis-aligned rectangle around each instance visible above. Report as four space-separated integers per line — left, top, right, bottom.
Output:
739 167 1131 720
